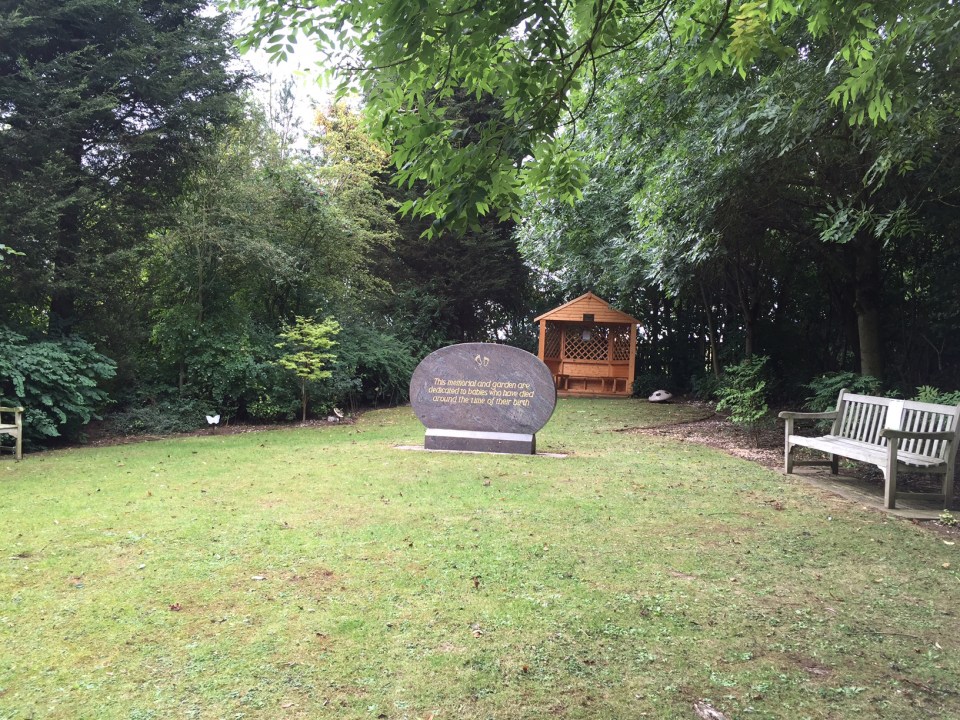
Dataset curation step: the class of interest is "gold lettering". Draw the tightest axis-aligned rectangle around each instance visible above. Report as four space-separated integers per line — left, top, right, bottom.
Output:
428 377 536 404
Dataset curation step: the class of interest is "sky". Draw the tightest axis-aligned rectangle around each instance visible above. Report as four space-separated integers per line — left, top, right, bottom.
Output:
228 8 339 138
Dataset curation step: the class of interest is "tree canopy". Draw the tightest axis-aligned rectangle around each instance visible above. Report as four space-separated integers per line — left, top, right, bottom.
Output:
2 0 959 446
0 0 246 334
231 0 956 227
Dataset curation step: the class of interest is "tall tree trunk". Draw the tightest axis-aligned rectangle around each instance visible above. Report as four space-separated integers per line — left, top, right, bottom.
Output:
48 142 84 335
854 235 884 379
700 282 721 377
301 378 308 423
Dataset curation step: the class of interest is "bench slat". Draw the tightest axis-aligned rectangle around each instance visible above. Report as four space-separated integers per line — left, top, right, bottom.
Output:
789 435 947 468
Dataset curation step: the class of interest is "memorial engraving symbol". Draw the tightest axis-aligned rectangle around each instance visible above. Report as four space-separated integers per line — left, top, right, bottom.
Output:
410 343 557 454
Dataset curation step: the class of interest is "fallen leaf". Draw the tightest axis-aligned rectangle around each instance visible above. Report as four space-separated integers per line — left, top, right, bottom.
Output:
169 603 182 612
251 575 267 581
472 576 480 590
943 563 951 569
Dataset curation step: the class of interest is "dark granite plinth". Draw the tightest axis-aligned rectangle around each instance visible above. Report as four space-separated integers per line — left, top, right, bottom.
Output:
425 429 536 454
410 343 556 455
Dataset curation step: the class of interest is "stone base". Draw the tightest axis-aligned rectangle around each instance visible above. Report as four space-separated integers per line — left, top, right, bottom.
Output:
424 429 536 455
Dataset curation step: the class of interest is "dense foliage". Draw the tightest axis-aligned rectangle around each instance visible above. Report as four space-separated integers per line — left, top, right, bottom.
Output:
519 6 960 395
234 0 955 227
1 1 959 450
0 329 115 444
0 0 246 339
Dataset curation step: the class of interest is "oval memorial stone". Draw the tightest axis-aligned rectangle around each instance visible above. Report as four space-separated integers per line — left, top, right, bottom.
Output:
410 342 557 454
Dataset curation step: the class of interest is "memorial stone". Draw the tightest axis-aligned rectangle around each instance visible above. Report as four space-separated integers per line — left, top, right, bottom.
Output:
410 343 557 454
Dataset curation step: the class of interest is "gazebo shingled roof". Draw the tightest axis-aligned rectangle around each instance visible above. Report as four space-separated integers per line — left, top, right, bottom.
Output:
535 292 640 396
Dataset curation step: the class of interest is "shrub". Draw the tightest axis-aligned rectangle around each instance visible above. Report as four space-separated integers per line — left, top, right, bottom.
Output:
0 328 116 445
716 356 769 445
102 397 209 436
632 372 673 399
323 324 419 410
691 372 723 402
913 386 960 406
804 371 883 412
245 362 300 421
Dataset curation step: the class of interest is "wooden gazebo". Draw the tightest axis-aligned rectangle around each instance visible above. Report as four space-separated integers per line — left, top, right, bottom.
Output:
535 292 639 396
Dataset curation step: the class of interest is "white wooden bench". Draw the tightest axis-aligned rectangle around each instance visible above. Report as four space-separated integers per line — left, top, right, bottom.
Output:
778 390 960 509
0 406 23 461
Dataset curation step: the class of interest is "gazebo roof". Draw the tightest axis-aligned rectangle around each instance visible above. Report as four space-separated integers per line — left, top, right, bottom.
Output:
534 292 640 325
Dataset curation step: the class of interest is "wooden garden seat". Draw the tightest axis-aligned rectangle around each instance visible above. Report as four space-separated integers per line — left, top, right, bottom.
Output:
779 390 960 509
0 406 23 461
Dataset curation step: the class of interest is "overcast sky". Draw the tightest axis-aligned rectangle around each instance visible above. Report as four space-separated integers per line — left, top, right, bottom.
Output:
227 8 339 138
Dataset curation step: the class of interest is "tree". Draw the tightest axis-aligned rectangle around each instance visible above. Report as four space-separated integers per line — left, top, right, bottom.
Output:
0 0 245 336
519 13 960 389
146 105 375 417
232 0 955 227
275 316 341 422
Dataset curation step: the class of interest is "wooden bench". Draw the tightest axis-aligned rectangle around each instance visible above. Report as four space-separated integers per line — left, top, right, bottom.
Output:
779 390 960 509
0 406 23 461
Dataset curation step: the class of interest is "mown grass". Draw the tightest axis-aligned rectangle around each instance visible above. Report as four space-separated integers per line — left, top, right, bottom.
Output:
1 398 958 720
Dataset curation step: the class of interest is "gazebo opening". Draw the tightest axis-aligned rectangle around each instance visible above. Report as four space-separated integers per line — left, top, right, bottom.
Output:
535 292 640 396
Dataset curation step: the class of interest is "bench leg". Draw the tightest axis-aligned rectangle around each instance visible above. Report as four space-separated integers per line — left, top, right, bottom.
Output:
884 447 899 510
784 419 794 474
943 466 955 510
16 433 21 461
830 454 838 475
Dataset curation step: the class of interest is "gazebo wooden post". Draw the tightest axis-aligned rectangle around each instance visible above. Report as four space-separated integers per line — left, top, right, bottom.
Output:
537 319 547 361
628 322 637 392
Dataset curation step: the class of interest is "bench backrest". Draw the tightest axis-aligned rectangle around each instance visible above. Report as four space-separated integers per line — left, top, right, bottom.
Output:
833 391 960 460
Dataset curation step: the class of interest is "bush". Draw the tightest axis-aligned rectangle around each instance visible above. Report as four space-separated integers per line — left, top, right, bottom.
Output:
324 324 419 410
632 372 673 398
102 397 210 436
803 371 883 412
690 372 723 402
913 386 960 406
245 362 300 421
716 356 769 445
0 328 116 445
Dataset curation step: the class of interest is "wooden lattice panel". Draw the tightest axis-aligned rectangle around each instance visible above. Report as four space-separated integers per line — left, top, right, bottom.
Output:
613 326 631 361
544 322 562 359
563 325 609 360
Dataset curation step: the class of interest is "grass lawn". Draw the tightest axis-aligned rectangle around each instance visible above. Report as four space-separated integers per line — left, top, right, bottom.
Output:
1 398 958 720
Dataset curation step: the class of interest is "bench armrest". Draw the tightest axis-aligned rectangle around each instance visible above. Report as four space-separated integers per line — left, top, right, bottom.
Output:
0 406 24 413
880 429 956 442
778 410 838 421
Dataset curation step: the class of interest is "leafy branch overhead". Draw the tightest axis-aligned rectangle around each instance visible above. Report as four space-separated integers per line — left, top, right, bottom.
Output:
230 0 949 227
